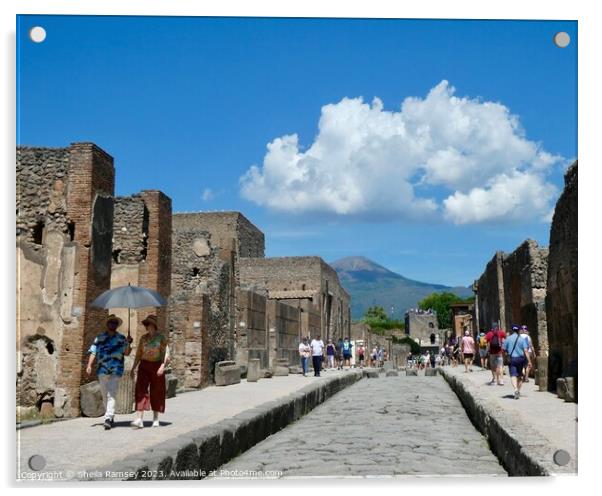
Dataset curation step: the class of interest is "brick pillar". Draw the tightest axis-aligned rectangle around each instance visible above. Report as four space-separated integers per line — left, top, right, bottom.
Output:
138 190 172 331
60 143 115 417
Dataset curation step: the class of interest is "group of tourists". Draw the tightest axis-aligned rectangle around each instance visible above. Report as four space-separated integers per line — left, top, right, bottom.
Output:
86 313 170 430
481 324 534 399
298 335 366 377
405 324 534 399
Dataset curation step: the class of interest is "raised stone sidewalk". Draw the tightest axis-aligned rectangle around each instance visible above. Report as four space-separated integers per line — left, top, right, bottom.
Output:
439 366 577 475
17 369 362 481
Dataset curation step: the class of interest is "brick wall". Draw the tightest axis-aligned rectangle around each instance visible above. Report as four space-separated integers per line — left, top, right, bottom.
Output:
61 143 115 416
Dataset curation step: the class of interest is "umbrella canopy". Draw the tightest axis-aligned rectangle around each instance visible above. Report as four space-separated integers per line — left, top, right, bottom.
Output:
90 284 167 309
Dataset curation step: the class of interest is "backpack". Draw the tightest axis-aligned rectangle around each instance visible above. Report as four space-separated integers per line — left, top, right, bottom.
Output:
490 331 501 353
479 335 488 349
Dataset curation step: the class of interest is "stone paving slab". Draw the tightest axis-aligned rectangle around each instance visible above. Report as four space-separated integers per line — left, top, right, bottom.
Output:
439 366 577 475
215 374 507 478
16 369 359 480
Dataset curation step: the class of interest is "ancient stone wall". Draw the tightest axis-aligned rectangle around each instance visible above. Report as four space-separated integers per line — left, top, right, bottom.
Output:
235 289 269 369
238 256 351 342
111 191 172 345
546 162 578 394
476 252 506 332
16 143 115 418
267 300 300 368
404 311 439 345
168 228 231 388
502 239 549 355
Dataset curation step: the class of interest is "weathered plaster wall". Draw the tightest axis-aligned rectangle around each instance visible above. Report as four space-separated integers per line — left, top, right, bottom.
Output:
16 143 115 418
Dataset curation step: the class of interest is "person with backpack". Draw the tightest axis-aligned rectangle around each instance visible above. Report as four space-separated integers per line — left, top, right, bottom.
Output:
477 329 488 370
486 325 507 385
503 325 532 399
342 337 353 369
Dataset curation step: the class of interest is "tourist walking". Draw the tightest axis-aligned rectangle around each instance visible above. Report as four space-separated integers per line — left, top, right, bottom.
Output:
477 329 488 370
86 314 133 430
130 315 170 428
486 325 507 386
503 325 532 399
429 350 436 368
520 325 534 382
357 343 366 368
371 347 378 367
310 334 325 377
342 337 353 369
377 347 385 367
325 339 336 369
460 330 476 372
336 338 344 370
299 337 311 376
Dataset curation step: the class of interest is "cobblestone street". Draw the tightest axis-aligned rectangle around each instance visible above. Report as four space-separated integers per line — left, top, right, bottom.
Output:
216 374 507 478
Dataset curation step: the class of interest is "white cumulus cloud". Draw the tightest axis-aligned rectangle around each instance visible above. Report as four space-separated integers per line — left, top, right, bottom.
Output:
240 80 563 224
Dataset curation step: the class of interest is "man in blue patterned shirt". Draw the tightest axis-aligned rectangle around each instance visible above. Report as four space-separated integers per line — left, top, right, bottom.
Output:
86 314 132 429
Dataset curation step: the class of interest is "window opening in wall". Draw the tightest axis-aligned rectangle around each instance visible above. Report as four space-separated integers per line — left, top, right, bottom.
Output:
302 284 306 290
46 341 54 355
192 267 200 277
112 249 122 264
67 221 75 241
32 221 45 245
140 234 148 261
140 205 150 261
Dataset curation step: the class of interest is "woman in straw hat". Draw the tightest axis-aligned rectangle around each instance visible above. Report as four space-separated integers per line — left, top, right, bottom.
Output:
85 314 132 430
130 314 170 428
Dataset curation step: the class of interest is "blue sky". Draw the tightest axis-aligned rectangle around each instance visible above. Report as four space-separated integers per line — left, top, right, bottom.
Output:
17 16 577 287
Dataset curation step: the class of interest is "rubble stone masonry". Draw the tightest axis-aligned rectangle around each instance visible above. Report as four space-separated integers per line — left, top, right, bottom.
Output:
238 256 351 343
546 162 577 395
168 228 230 388
111 191 172 345
502 240 549 356
17 143 115 418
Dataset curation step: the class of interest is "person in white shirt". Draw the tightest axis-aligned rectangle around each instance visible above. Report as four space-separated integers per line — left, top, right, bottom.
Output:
310 335 325 377
298 337 311 377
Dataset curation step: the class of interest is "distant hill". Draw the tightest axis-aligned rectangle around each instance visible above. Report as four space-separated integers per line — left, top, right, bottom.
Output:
331 256 473 320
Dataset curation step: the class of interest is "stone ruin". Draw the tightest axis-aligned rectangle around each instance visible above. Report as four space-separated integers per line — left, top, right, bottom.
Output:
17 143 115 418
474 161 578 399
546 162 577 399
16 143 354 419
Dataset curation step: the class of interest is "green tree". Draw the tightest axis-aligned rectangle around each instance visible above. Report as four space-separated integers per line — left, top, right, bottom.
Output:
363 306 388 324
418 292 464 329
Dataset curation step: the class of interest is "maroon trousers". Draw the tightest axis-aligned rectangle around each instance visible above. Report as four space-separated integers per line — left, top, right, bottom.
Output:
135 360 166 413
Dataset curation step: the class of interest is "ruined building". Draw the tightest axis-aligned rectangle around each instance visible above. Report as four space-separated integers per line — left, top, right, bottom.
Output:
17 143 115 418
111 191 172 344
475 240 549 382
168 217 232 389
404 310 440 347
238 256 351 341
546 162 577 396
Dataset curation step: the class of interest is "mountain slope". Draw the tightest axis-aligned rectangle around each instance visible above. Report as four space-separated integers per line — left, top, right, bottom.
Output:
331 256 472 320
